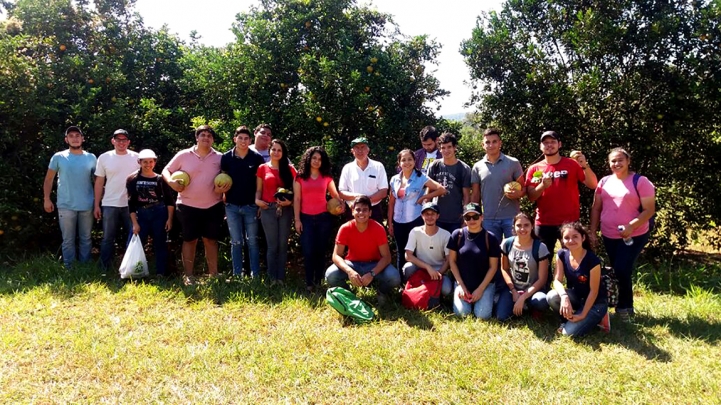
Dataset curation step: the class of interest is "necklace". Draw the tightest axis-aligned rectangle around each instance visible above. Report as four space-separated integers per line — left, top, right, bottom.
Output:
466 229 482 241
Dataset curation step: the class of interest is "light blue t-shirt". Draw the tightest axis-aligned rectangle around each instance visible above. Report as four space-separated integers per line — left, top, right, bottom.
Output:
48 150 97 211
390 170 429 223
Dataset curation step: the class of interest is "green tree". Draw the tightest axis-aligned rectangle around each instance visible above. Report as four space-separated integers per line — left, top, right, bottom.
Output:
461 0 721 255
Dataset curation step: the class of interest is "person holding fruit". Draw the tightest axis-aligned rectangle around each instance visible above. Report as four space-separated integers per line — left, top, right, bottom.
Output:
589 147 655 322
43 126 97 268
525 130 597 263
256 139 296 285
447 203 501 319
388 149 446 272
162 125 228 286
471 128 525 240
221 126 266 278
293 146 342 292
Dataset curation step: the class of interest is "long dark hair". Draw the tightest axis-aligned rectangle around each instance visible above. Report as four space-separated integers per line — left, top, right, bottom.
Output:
560 221 592 251
297 146 332 180
513 213 538 240
396 149 422 177
270 139 294 188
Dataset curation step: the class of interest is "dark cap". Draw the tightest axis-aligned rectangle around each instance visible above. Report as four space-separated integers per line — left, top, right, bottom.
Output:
463 202 482 216
421 202 439 214
540 130 559 142
113 129 130 138
65 126 83 136
350 137 369 147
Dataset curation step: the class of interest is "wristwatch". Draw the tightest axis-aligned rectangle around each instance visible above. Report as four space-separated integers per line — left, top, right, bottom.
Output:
370 270 376 277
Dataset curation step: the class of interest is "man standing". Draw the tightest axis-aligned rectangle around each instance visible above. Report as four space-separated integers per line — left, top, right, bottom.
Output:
427 132 471 233
413 125 442 174
338 137 388 224
221 126 265 278
249 123 272 163
163 125 230 286
525 130 597 257
470 128 525 240
402 202 453 296
94 129 139 270
325 195 401 300
43 126 97 268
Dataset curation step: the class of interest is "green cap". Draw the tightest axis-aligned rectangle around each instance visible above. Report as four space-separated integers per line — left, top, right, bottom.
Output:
350 137 369 147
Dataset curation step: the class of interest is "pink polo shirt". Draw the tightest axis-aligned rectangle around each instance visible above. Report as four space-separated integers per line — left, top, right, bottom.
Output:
164 146 222 209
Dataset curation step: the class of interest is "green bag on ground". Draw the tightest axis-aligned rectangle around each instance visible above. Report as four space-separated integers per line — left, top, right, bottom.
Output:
325 287 375 324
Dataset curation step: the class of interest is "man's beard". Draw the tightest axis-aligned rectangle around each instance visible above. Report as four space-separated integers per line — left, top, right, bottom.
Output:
544 150 559 157
69 145 82 150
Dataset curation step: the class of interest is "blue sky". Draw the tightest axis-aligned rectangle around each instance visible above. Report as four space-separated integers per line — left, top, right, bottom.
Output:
135 0 504 116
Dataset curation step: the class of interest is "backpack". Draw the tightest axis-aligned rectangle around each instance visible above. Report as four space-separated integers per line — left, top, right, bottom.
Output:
501 237 544 264
601 265 619 307
401 270 442 310
632 173 655 234
325 287 375 324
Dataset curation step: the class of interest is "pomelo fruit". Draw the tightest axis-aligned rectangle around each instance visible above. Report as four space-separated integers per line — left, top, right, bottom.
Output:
503 181 522 194
171 171 190 186
214 173 232 187
326 198 344 216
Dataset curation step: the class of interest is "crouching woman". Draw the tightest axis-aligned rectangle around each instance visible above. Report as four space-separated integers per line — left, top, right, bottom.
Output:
547 222 607 337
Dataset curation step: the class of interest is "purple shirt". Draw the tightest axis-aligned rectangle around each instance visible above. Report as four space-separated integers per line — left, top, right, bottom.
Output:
164 147 222 209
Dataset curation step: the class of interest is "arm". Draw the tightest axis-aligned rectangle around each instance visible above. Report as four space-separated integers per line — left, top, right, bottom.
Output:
622 195 656 237
589 189 603 247
130 212 140 235
165 206 174 232
471 256 498 302
462 187 471 206
332 243 363 287
293 180 302 233
255 176 269 209
418 178 446 205
582 167 598 189
162 168 185 193
361 243 393 287
471 183 480 204
570 264 602 321
387 191 396 236
448 249 469 298
93 176 105 220
527 174 551 202
43 168 57 213
552 255 574 319
368 188 387 205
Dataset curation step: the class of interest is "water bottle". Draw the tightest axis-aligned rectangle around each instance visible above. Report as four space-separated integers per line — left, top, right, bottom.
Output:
617 225 634 246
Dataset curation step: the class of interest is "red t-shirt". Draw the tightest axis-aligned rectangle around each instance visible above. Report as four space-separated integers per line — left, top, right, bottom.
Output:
525 157 585 226
297 175 332 215
257 164 297 203
336 219 387 262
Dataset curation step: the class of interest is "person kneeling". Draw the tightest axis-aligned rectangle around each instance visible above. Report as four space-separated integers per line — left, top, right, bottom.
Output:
402 202 453 297
325 196 401 301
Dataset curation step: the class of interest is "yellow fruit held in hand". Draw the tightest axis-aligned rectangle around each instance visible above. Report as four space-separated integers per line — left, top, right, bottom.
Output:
214 173 232 187
170 171 191 186
326 198 343 215
503 181 522 194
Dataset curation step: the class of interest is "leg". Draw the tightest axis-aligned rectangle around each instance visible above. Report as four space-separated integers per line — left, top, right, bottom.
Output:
57 209 78 267
325 261 352 288
313 213 334 285
100 206 120 269
300 213 316 287
120 207 133 247
203 237 219 276
260 208 280 280
241 205 261 277
372 263 401 294
150 205 169 276
500 218 515 240
402 262 419 283
275 206 293 281
604 233 649 314
181 239 198 276
482 219 503 242
452 283 472 317
473 282 496 320
535 225 560 260
225 204 245 276
496 286 514 321
561 303 608 337
77 209 94 263
393 217 423 271
441 275 453 297
528 291 549 312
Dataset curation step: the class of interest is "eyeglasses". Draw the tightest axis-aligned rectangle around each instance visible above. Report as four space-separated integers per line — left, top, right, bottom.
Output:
463 214 480 221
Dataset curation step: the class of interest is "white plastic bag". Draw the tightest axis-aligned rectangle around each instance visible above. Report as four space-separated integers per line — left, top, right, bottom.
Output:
119 234 149 279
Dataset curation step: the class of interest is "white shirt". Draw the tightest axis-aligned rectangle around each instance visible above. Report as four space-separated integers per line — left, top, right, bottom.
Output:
405 226 451 268
338 158 388 207
95 150 139 207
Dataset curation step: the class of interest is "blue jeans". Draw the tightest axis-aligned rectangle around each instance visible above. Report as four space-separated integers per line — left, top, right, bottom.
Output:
136 204 169 276
325 260 401 294
496 287 549 321
259 205 293 281
226 203 261 277
100 206 132 269
58 209 94 267
300 212 334 287
392 216 424 271
453 282 496 319
483 218 514 241
401 263 453 296
547 289 608 337
603 232 650 313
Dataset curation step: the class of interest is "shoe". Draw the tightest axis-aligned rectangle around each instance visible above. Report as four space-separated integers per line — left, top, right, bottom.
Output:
597 312 611 333
183 275 196 286
616 309 632 323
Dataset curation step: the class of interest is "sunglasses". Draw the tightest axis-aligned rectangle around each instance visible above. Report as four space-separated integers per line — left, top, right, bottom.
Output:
463 214 480 221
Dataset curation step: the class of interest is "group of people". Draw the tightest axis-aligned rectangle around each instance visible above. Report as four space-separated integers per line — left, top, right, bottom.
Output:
44 123 655 337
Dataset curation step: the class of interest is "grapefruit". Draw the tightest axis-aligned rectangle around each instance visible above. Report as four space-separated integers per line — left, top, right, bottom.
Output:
214 173 232 187
170 171 191 186
503 181 522 194
326 198 344 216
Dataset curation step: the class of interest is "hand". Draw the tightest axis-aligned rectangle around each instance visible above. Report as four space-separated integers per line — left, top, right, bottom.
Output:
348 270 363 287
276 198 291 207
256 199 269 210
388 222 394 237
513 297 526 316
511 289 520 302
94 206 102 220
570 150 588 169
360 272 374 287
214 183 231 194
470 287 484 303
619 224 634 238
426 268 442 280
295 218 303 234
132 223 140 235
43 199 54 213
168 179 185 193
567 313 586 322
416 195 430 205
504 188 522 200
165 218 173 232
458 287 472 303
540 172 553 189
560 295 574 319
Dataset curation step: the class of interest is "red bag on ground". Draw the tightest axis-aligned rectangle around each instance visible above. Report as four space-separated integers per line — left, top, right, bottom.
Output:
402 270 442 310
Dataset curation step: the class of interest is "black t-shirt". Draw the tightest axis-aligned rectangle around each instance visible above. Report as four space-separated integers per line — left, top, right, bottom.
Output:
447 227 501 292
126 172 174 213
220 148 265 206
558 249 606 305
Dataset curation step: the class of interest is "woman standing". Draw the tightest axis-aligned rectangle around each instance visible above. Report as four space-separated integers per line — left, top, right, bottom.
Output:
127 149 175 276
293 146 342 292
497 213 550 320
590 147 655 322
256 139 296 285
547 222 607 337
388 149 445 273
447 203 501 319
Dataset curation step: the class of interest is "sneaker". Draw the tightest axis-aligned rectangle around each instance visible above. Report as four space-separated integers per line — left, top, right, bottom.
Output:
597 312 611 333
616 309 633 323
183 275 196 286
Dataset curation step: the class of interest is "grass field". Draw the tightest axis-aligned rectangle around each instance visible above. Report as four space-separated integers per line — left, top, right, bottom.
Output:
1 255 720 404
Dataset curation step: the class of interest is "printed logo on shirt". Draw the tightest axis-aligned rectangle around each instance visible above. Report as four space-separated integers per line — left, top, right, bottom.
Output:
530 170 569 183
